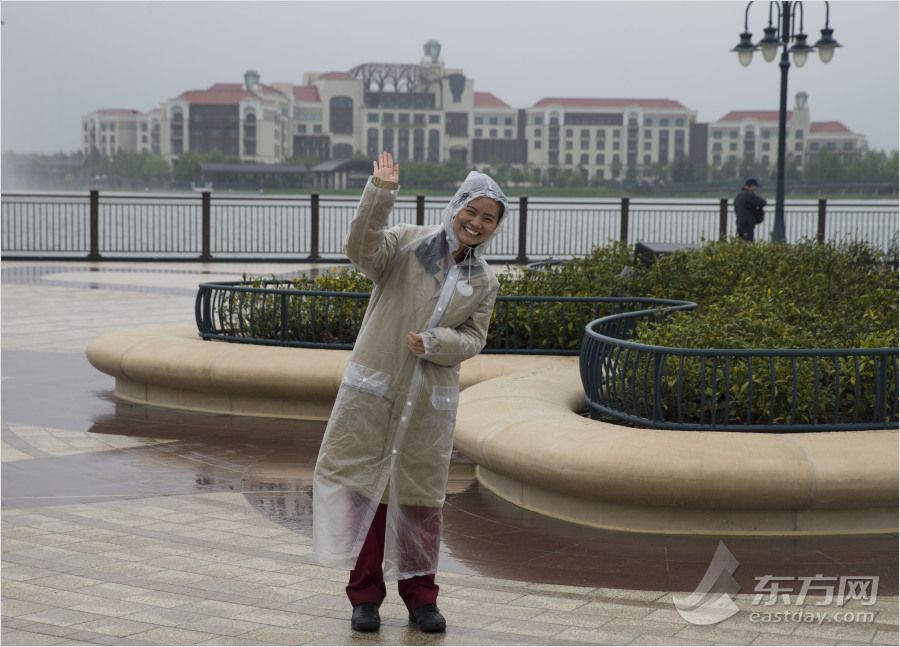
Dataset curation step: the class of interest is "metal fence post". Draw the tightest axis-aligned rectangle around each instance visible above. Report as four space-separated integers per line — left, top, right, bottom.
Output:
88 189 100 260
310 193 320 261
200 191 212 261
817 198 827 244
719 197 729 240
620 197 629 243
516 196 528 264
416 194 425 227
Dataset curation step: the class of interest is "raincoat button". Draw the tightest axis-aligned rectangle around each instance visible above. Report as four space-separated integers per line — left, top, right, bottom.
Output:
401 416 407 421
437 307 443 312
392 449 397 455
407 401 412 406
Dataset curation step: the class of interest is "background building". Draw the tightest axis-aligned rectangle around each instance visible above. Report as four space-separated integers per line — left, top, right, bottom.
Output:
81 42 867 179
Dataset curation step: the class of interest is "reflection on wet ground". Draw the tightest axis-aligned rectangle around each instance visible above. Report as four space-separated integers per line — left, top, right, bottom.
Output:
2 349 897 596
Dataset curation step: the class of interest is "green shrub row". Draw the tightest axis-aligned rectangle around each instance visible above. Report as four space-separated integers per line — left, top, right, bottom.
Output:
231 237 897 426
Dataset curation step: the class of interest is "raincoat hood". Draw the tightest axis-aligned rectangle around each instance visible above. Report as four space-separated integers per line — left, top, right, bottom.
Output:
441 171 509 260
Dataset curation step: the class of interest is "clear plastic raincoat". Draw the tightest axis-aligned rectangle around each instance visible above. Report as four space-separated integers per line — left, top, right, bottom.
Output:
312 171 508 580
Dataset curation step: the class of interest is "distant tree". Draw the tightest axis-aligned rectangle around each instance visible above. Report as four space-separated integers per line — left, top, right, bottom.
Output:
173 151 200 183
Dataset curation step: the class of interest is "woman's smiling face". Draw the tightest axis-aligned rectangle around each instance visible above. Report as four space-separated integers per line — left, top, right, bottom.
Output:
452 196 501 248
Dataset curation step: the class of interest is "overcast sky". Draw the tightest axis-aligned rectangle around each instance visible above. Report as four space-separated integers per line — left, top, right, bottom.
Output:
2 0 898 155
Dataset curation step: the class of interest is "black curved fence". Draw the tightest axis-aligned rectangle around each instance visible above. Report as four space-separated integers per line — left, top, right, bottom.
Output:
579 304 900 432
195 281 668 355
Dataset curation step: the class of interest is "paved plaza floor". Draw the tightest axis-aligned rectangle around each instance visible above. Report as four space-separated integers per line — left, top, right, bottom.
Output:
1 260 897 646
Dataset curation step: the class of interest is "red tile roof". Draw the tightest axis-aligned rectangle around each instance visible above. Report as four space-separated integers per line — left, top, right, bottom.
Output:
293 86 321 103
319 71 354 80
532 97 687 110
179 83 285 105
810 121 852 134
716 110 789 123
475 92 512 109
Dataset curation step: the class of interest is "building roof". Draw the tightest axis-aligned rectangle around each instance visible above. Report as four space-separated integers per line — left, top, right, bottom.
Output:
715 110 789 124
318 71 354 80
179 83 285 105
474 92 512 109
810 121 852 134
311 159 373 173
97 109 141 117
198 163 307 175
532 97 688 110
293 86 321 103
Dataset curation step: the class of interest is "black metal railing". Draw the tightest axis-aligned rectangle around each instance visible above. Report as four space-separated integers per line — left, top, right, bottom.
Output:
3 190 897 262
579 304 900 432
195 280 669 355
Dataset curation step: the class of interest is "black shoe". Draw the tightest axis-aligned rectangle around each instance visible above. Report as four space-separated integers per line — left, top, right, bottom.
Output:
351 602 380 631
408 603 446 632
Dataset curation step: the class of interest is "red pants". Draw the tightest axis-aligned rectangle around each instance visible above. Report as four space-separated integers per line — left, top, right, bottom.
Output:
346 503 439 611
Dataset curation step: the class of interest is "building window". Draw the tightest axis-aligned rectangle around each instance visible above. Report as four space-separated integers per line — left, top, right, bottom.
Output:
565 141 573 150
730 130 739 139
645 130 652 138
297 124 307 133
644 154 651 165
580 154 588 165
581 129 589 138
504 129 512 138
549 152 558 164
532 115 544 125
565 128 573 137
613 129 620 138
581 140 589 150
534 128 542 137
367 128 379 158
644 142 652 150
596 129 605 139
475 129 483 137
596 140 605 150
445 112 468 137
398 129 409 159
795 142 804 151
713 154 721 165
843 142 854 151
489 117 498 125
368 113 379 123
565 154 572 164
729 142 738 151
428 129 439 162
489 128 497 137
595 154 605 164
534 140 542 149
313 125 322 133
762 142 770 151
713 131 723 139
429 115 440 124
713 143 722 152
382 128 394 154
413 129 425 161
474 116 484 125
795 130 804 139
613 142 620 150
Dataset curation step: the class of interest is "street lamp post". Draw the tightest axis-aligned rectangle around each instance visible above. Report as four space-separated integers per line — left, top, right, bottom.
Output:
732 1 840 242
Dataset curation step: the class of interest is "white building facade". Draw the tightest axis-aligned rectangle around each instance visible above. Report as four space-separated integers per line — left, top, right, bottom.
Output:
81 43 867 177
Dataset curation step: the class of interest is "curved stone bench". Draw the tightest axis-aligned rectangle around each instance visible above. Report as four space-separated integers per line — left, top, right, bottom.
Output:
86 325 578 421
454 365 899 535
87 326 898 535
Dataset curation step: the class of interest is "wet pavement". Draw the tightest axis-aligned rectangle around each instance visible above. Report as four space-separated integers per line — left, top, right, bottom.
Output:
2 260 897 646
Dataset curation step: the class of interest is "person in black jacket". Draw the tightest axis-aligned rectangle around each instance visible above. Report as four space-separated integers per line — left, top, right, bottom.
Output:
734 178 767 241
